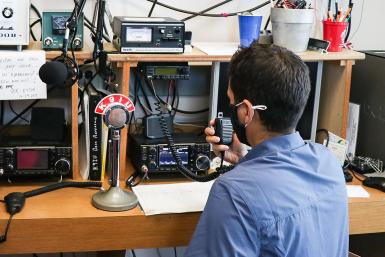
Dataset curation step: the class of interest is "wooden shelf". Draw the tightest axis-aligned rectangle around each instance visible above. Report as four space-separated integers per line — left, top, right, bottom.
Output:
105 43 365 64
26 42 93 61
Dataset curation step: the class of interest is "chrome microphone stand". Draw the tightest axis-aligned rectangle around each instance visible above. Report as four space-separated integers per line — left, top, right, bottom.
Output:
92 105 138 211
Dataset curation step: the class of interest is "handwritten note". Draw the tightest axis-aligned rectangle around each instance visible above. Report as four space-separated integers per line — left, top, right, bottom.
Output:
0 50 46 100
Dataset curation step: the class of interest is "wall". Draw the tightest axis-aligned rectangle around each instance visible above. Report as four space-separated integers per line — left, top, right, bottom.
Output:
29 0 384 50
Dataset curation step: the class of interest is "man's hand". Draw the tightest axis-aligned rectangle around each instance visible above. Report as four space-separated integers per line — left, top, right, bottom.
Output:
205 119 247 165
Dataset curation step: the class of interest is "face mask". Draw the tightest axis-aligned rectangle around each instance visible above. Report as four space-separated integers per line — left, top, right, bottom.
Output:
230 102 267 146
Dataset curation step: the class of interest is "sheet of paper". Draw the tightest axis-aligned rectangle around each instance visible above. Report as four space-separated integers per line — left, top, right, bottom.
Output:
0 50 46 100
132 181 214 216
346 185 370 198
193 42 239 56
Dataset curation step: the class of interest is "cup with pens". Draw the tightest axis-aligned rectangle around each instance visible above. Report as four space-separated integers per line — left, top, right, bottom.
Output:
323 1 353 52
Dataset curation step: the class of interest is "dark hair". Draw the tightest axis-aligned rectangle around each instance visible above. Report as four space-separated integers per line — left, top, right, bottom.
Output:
229 43 310 133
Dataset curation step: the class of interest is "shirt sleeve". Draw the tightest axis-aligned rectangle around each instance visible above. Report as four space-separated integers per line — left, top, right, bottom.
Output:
184 179 260 257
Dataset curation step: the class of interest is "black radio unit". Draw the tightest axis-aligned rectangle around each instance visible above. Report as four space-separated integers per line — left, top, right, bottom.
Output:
112 17 185 53
0 146 72 178
129 134 210 175
140 62 190 80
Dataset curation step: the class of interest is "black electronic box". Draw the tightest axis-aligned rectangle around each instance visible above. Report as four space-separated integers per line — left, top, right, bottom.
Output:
0 125 72 178
140 62 190 80
0 146 72 178
112 17 185 53
129 133 210 175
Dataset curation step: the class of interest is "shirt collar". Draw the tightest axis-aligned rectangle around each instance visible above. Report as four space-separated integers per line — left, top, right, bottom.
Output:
239 132 306 164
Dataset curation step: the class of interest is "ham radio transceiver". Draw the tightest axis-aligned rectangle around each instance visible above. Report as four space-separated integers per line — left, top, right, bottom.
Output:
112 17 185 53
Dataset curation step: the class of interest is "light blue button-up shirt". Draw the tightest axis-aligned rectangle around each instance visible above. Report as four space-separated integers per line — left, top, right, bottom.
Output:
185 132 348 257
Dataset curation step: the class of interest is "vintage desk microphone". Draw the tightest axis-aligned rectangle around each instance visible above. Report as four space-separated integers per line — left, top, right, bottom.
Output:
92 94 138 211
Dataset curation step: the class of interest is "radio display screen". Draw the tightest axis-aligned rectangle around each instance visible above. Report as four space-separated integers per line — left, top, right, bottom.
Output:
126 27 152 42
155 67 178 75
159 146 188 166
17 149 49 170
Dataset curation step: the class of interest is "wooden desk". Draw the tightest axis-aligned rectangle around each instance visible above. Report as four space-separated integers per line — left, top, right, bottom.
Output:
0 176 384 254
349 178 385 235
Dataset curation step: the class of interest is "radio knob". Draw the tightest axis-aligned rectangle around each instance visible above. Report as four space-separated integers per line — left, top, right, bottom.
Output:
174 28 181 34
54 158 71 174
159 28 165 34
5 149 14 157
149 147 157 155
6 164 14 171
73 37 82 47
44 37 53 46
149 161 157 169
2 7 13 18
195 154 210 171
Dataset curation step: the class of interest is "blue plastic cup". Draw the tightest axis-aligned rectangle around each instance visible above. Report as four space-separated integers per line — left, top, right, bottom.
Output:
238 15 263 48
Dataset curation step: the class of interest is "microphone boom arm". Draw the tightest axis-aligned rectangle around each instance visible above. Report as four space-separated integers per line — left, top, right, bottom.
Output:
62 0 88 56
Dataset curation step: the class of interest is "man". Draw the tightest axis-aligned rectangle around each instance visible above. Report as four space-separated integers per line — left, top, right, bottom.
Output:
184 44 348 257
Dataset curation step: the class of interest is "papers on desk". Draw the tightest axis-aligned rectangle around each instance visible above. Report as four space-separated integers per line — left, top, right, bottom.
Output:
193 42 239 56
132 181 214 216
346 185 370 198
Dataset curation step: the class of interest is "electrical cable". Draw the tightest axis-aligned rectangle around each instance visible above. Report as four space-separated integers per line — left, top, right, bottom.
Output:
0 97 45 136
263 15 270 30
0 181 102 243
158 108 220 182
8 101 29 123
131 249 137 257
172 81 179 117
344 0 353 42
148 79 229 182
23 181 102 198
84 17 111 42
174 247 177 257
0 214 13 243
173 107 209 114
103 15 110 37
181 0 232 21
145 0 270 17
349 0 365 41
351 170 365 182
0 101 4 125
137 74 154 113
146 78 208 114
30 19 42 41
30 4 42 41
148 0 158 17
31 4 42 20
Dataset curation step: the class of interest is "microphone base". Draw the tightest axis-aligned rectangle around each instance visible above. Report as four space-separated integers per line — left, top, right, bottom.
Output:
92 186 138 212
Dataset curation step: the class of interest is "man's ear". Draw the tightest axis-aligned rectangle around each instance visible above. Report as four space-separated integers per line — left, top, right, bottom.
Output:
241 99 255 126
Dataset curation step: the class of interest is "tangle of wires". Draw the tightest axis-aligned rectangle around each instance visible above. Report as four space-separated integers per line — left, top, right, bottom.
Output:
30 3 42 41
145 0 270 19
144 77 209 116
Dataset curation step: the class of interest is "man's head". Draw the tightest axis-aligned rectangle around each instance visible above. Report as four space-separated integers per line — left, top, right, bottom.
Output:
227 43 311 145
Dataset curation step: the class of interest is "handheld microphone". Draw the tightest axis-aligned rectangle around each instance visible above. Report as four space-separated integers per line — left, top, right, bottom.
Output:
39 61 75 87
